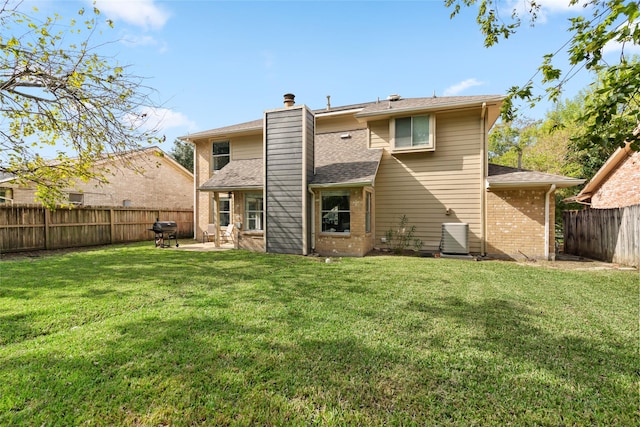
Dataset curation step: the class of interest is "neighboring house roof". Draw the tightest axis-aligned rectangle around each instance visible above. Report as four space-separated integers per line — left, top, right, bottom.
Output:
199 129 382 191
566 142 635 204
0 146 192 184
0 172 15 184
487 164 585 189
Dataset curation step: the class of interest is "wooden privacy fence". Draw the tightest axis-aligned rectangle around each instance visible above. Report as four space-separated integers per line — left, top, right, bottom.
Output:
563 204 639 267
0 205 193 253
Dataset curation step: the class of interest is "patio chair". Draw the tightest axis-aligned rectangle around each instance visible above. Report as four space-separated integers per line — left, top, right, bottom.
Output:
221 223 234 243
202 224 216 244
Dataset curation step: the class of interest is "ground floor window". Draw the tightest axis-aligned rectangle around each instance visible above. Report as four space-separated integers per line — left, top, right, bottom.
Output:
214 196 231 226
0 188 12 204
365 191 371 233
68 193 84 205
321 191 350 233
245 192 263 231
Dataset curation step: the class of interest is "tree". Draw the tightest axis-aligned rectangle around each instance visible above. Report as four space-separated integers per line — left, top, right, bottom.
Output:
446 0 640 150
0 1 162 208
488 118 539 168
170 139 194 172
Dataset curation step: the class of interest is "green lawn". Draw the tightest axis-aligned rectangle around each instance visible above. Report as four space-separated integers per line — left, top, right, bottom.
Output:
1 243 638 426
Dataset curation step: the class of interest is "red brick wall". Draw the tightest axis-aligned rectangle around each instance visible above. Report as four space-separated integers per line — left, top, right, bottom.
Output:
591 150 640 208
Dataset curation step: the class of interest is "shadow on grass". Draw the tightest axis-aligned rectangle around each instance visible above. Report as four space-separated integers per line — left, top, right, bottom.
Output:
404 296 637 405
1 248 638 425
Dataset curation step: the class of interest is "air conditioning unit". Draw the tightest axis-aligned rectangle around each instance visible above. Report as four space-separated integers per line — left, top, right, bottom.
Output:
441 223 469 255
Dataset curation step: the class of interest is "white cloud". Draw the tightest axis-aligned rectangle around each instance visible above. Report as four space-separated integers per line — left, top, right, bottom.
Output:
443 78 485 96
120 33 169 53
126 107 197 134
501 0 582 24
92 0 170 30
602 20 640 57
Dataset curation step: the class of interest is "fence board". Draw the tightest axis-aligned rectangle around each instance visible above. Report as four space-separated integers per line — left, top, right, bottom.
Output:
0 205 193 253
563 204 639 267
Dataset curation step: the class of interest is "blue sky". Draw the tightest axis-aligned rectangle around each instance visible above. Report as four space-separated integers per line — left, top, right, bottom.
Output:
22 0 639 156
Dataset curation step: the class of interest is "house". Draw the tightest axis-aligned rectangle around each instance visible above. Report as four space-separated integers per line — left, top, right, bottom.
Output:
568 142 639 208
182 94 583 260
0 146 194 209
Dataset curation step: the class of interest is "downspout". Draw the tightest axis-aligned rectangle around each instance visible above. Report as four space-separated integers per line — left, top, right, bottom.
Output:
544 184 556 261
308 187 315 252
480 102 487 256
186 138 197 240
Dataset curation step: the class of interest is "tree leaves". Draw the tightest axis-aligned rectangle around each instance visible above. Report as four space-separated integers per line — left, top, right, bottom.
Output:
447 0 640 151
0 1 163 208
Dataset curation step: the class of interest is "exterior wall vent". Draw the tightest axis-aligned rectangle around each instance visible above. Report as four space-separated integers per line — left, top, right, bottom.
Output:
441 223 469 255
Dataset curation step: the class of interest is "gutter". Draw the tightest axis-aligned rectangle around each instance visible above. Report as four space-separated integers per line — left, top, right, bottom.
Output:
544 184 556 261
308 181 372 189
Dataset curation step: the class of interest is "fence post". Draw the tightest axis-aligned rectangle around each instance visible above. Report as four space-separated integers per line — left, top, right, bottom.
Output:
110 209 115 244
44 208 51 250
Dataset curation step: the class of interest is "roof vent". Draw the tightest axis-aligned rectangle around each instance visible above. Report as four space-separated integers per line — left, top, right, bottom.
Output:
387 94 401 101
340 133 351 139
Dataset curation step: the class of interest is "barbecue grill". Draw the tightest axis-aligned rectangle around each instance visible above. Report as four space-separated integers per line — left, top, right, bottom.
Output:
150 219 179 248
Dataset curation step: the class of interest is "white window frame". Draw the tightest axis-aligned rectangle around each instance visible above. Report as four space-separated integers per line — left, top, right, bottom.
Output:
245 192 263 231
68 193 84 205
390 114 436 153
211 140 230 173
321 190 350 234
214 195 231 227
365 191 372 234
0 188 13 204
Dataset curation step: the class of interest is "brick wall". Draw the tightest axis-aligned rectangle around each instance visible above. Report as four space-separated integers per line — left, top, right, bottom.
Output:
591 150 640 208
1 151 192 210
195 140 212 239
314 187 374 257
486 188 555 260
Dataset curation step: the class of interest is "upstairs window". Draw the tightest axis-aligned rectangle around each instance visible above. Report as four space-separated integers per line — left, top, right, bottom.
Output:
212 141 230 173
321 191 350 233
392 115 435 152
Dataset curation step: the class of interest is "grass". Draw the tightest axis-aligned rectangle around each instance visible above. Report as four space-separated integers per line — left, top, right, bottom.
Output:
0 242 638 426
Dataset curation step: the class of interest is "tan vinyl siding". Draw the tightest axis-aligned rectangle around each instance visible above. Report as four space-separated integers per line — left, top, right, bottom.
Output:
231 135 262 160
316 114 366 134
369 120 389 149
373 110 484 253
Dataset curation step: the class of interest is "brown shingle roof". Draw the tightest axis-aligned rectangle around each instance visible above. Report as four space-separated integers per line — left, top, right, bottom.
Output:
311 129 382 186
198 129 382 191
487 164 584 188
199 158 262 191
181 95 506 140
355 95 504 118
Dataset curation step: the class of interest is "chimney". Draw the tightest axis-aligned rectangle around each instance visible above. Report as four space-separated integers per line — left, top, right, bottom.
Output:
283 93 295 108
